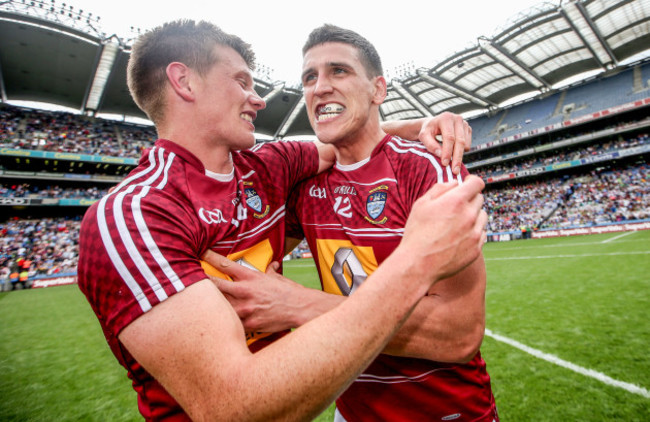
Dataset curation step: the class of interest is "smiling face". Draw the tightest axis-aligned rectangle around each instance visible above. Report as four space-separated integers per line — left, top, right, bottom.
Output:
195 45 266 151
302 42 386 147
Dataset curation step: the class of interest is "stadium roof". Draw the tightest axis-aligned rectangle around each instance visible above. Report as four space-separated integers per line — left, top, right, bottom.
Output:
1 0 649 137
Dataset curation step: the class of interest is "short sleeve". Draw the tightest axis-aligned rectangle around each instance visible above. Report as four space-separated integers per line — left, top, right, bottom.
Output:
386 137 470 212
77 188 206 337
248 141 319 194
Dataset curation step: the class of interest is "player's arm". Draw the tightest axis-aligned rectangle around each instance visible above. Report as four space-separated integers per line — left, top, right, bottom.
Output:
218 181 486 363
382 112 472 175
216 257 485 363
120 177 488 421
381 255 486 362
314 140 336 173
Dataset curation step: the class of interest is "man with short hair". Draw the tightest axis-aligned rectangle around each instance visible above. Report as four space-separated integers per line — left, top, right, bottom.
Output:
77 19 487 421
216 24 498 421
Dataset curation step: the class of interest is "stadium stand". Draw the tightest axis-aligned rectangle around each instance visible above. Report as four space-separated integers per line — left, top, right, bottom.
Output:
0 0 649 284
484 163 649 233
0 217 80 290
0 103 156 158
468 62 650 146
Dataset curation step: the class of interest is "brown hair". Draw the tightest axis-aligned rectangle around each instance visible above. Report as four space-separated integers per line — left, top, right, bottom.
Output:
303 24 383 78
127 19 256 124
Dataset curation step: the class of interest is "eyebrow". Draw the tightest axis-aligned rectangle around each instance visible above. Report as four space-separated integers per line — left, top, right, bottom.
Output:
302 61 353 80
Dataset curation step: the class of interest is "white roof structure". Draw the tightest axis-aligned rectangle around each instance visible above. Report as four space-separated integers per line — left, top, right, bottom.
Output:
1 0 649 136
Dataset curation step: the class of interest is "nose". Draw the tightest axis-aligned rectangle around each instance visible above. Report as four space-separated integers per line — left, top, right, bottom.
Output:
250 90 266 110
313 75 333 97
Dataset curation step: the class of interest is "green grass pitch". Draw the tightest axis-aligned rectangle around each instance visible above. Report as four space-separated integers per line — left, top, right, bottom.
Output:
1 230 648 421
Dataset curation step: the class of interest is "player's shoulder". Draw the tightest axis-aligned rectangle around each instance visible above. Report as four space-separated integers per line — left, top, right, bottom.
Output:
381 136 444 168
381 136 467 184
92 176 190 225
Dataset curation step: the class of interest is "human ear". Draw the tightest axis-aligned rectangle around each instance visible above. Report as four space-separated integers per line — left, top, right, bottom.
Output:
166 62 195 102
372 75 387 105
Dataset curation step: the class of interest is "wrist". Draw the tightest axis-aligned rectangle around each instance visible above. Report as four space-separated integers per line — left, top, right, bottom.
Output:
291 284 344 327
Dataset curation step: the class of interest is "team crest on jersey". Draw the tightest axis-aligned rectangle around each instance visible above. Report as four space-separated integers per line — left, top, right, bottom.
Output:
244 186 270 218
365 185 388 224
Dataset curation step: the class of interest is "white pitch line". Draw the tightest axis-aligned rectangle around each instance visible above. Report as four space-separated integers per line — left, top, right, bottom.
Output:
484 329 650 399
486 251 650 261
485 237 647 252
602 231 635 244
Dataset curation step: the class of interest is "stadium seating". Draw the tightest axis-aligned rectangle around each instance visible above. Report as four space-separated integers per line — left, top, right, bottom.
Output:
0 104 156 158
469 62 650 147
0 218 80 289
484 163 649 232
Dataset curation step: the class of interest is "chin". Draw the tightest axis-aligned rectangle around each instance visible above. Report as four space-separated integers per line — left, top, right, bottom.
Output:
314 129 342 145
233 136 257 151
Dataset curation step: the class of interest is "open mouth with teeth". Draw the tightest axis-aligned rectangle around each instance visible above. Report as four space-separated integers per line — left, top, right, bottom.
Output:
240 113 254 123
316 103 345 122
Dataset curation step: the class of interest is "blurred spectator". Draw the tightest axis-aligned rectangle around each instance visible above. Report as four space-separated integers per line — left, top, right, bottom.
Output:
473 132 648 180
485 163 649 232
0 218 80 279
0 184 108 200
0 104 156 158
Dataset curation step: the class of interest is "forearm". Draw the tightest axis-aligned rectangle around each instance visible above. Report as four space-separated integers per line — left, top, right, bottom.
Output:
290 290 484 363
288 284 345 327
240 258 428 420
124 249 433 422
214 250 431 420
291 257 487 363
381 118 425 141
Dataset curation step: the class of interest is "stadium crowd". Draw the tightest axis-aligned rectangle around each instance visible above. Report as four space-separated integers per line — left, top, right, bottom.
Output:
0 104 155 158
485 163 649 232
546 164 649 228
473 132 648 179
0 183 108 199
2 103 648 168
0 217 80 290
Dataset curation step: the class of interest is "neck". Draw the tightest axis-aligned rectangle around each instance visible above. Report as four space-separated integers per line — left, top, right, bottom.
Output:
334 120 386 165
158 126 234 174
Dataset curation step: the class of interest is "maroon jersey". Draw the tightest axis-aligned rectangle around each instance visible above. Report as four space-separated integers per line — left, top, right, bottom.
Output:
287 135 498 422
78 138 318 421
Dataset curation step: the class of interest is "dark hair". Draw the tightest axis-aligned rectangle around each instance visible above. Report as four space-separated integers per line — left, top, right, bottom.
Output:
302 24 383 78
127 19 255 124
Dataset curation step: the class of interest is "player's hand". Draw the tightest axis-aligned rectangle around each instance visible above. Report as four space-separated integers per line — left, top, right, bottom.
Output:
418 112 472 175
201 251 306 333
398 175 487 286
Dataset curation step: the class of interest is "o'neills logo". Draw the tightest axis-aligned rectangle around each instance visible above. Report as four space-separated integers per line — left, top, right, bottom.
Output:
199 207 227 225
309 185 327 199
334 185 357 195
